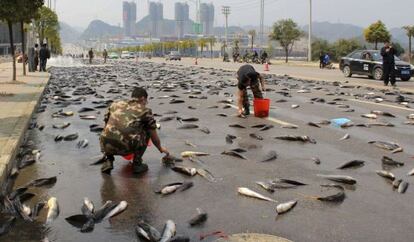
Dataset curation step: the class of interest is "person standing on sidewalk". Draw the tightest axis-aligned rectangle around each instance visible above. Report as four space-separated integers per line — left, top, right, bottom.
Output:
88 48 94 64
381 41 397 87
103 49 108 64
99 87 170 174
34 44 39 71
236 64 265 117
39 44 50 72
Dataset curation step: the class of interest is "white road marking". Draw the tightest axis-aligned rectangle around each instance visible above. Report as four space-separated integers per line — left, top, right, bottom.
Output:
349 99 414 111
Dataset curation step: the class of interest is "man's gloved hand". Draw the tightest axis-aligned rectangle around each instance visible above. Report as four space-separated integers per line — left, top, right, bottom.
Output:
160 147 170 156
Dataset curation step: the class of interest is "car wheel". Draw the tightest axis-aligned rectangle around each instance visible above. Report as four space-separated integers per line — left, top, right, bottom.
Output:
343 65 352 77
401 77 411 82
373 67 383 80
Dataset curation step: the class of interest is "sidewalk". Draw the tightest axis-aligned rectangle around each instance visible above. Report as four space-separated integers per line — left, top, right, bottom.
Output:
0 62 49 185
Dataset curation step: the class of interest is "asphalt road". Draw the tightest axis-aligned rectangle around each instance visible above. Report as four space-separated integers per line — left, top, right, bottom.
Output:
2 60 414 242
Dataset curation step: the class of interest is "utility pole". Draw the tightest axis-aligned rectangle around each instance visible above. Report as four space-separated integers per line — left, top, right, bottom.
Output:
222 6 230 51
308 0 312 62
259 0 264 47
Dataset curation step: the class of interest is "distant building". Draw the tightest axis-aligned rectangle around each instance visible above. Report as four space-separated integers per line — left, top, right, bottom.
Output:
0 22 23 55
149 2 163 38
200 3 214 36
175 2 189 39
123 1 137 37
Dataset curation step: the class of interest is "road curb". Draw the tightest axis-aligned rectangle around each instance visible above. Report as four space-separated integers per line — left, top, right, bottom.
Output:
0 74 50 187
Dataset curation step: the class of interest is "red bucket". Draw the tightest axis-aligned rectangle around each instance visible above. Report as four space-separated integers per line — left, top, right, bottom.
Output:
253 98 270 118
122 140 152 161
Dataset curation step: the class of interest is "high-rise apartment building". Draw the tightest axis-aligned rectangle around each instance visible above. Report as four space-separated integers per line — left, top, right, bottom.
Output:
200 3 214 36
123 1 137 37
149 2 163 38
175 2 189 39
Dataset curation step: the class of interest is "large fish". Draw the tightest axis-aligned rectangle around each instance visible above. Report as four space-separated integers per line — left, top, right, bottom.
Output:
275 135 316 144
197 168 216 182
46 197 59 224
381 156 404 167
27 176 57 187
64 133 79 141
249 133 264 140
181 151 209 157
256 181 275 193
337 160 365 169
376 170 395 180
160 220 176 242
317 174 357 185
94 201 119 222
81 197 94 218
276 200 297 214
368 141 402 153
188 209 208 226
171 165 197 176
398 181 409 194
136 220 161 242
237 187 277 202
52 122 71 129
371 110 396 117
103 201 128 219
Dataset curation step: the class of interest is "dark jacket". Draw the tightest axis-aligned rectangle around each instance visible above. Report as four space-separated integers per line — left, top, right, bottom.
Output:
39 47 50 60
381 46 396 64
237 64 259 90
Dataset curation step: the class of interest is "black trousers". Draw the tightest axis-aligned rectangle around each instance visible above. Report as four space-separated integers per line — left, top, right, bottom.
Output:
242 83 263 110
39 59 47 72
383 63 396 85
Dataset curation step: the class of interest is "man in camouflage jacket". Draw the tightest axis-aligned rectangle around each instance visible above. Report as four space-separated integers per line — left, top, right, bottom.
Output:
100 87 169 174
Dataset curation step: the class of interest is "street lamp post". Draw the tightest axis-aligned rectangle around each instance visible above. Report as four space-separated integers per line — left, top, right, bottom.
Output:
308 0 312 62
222 6 230 51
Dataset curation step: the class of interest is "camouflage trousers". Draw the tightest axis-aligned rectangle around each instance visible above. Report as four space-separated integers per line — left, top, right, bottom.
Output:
100 132 150 163
242 83 263 109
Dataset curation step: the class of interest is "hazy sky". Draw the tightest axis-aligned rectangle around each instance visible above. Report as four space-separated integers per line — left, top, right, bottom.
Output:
56 0 414 29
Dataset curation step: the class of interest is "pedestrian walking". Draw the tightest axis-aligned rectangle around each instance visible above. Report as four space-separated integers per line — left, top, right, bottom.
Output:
381 41 397 87
99 87 170 174
39 43 50 72
103 49 108 64
236 64 266 117
88 48 94 64
319 52 324 69
34 44 39 71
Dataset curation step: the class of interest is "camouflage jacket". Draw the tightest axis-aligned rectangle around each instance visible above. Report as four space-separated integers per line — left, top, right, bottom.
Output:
100 99 156 155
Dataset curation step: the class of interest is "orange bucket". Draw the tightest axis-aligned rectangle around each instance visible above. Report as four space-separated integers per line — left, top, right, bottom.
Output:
254 98 270 118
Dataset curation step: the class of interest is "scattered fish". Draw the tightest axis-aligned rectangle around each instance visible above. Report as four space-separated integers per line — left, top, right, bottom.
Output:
221 150 247 160
184 140 197 148
188 209 208 226
27 176 57 187
337 160 365 169
317 174 357 185
361 114 377 119
256 181 275 193
136 220 161 242
368 141 402 153
177 124 199 129
160 220 176 242
237 187 276 202
103 201 128 219
382 156 404 167
259 125 274 131
171 165 197 176
79 115 97 120
408 168 414 176
229 124 246 129
312 157 321 165
371 110 396 117
181 151 209 157
52 122 71 129
78 107 95 113
339 133 350 140
77 139 89 148
249 133 263 140
398 181 409 194
200 127 210 134
259 151 278 162
275 135 316 144
276 200 297 214
64 133 79 141
281 124 298 129
46 197 59 224
376 170 395 181
308 122 321 128
196 168 216 182
291 104 300 109
226 134 237 144
159 116 175 122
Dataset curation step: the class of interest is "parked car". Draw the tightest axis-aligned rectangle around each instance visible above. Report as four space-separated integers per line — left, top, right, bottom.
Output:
339 50 414 81
166 51 181 61
121 51 133 59
108 52 119 59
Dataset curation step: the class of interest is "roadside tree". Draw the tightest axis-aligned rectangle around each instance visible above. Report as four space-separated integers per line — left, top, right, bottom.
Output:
34 6 61 54
269 19 303 63
311 38 332 61
248 29 256 49
364 21 391 50
206 37 216 58
402 25 414 63
332 38 362 61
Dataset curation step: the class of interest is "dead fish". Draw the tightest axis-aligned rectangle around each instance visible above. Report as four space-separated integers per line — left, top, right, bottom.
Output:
226 134 237 144
196 168 216 182
367 122 394 127
54 135 64 142
275 135 316 144
208 105 219 109
337 160 365 169
237 187 277 202
249 133 263 140
229 124 246 129
103 201 128 219
216 113 228 117
160 220 176 242
136 220 162 242
407 114 414 120
276 200 297 214
259 151 278 162
0 216 16 236
18 157 36 169
177 124 199 129
371 110 396 117
77 139 89 148
159 116 175 122
162 155 183 165
78 107 95 113
65 214 89 228
281 124 298 129
164 111 178 115
90 125 104 133
64 133 79 141
156 182 186 195
221 151 248 160
27 176 57 187
317 190 345 202
79 115 97 120
94 201 119 222
275 178 307 186
403 121 414 125
317 120 331 125
339 133 350 140
382 156 404 167
184 140 197 148
361 114 378 119
259 125 274 131
230 148 247 153
291 104 300 109
8 187 28 200
368 141 402 153
170 99 185 104
408 168 414 176
376 170 395 181
181 151 209 157
392 179 402 189
171 165 197 176
256 181 275 193
317 174 357 185
179 117 199 122
200 127 210 134
46 197 59 224
52 122 71 129
81 197 94 218
308 122 321 128
17 193 35 203
251 124 267 128
188 209 208 226
188 106 197 110
312 157 321 165
398 181 409 194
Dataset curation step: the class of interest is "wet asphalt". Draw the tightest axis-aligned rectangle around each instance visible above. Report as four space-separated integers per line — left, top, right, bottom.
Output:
1 60 414 242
